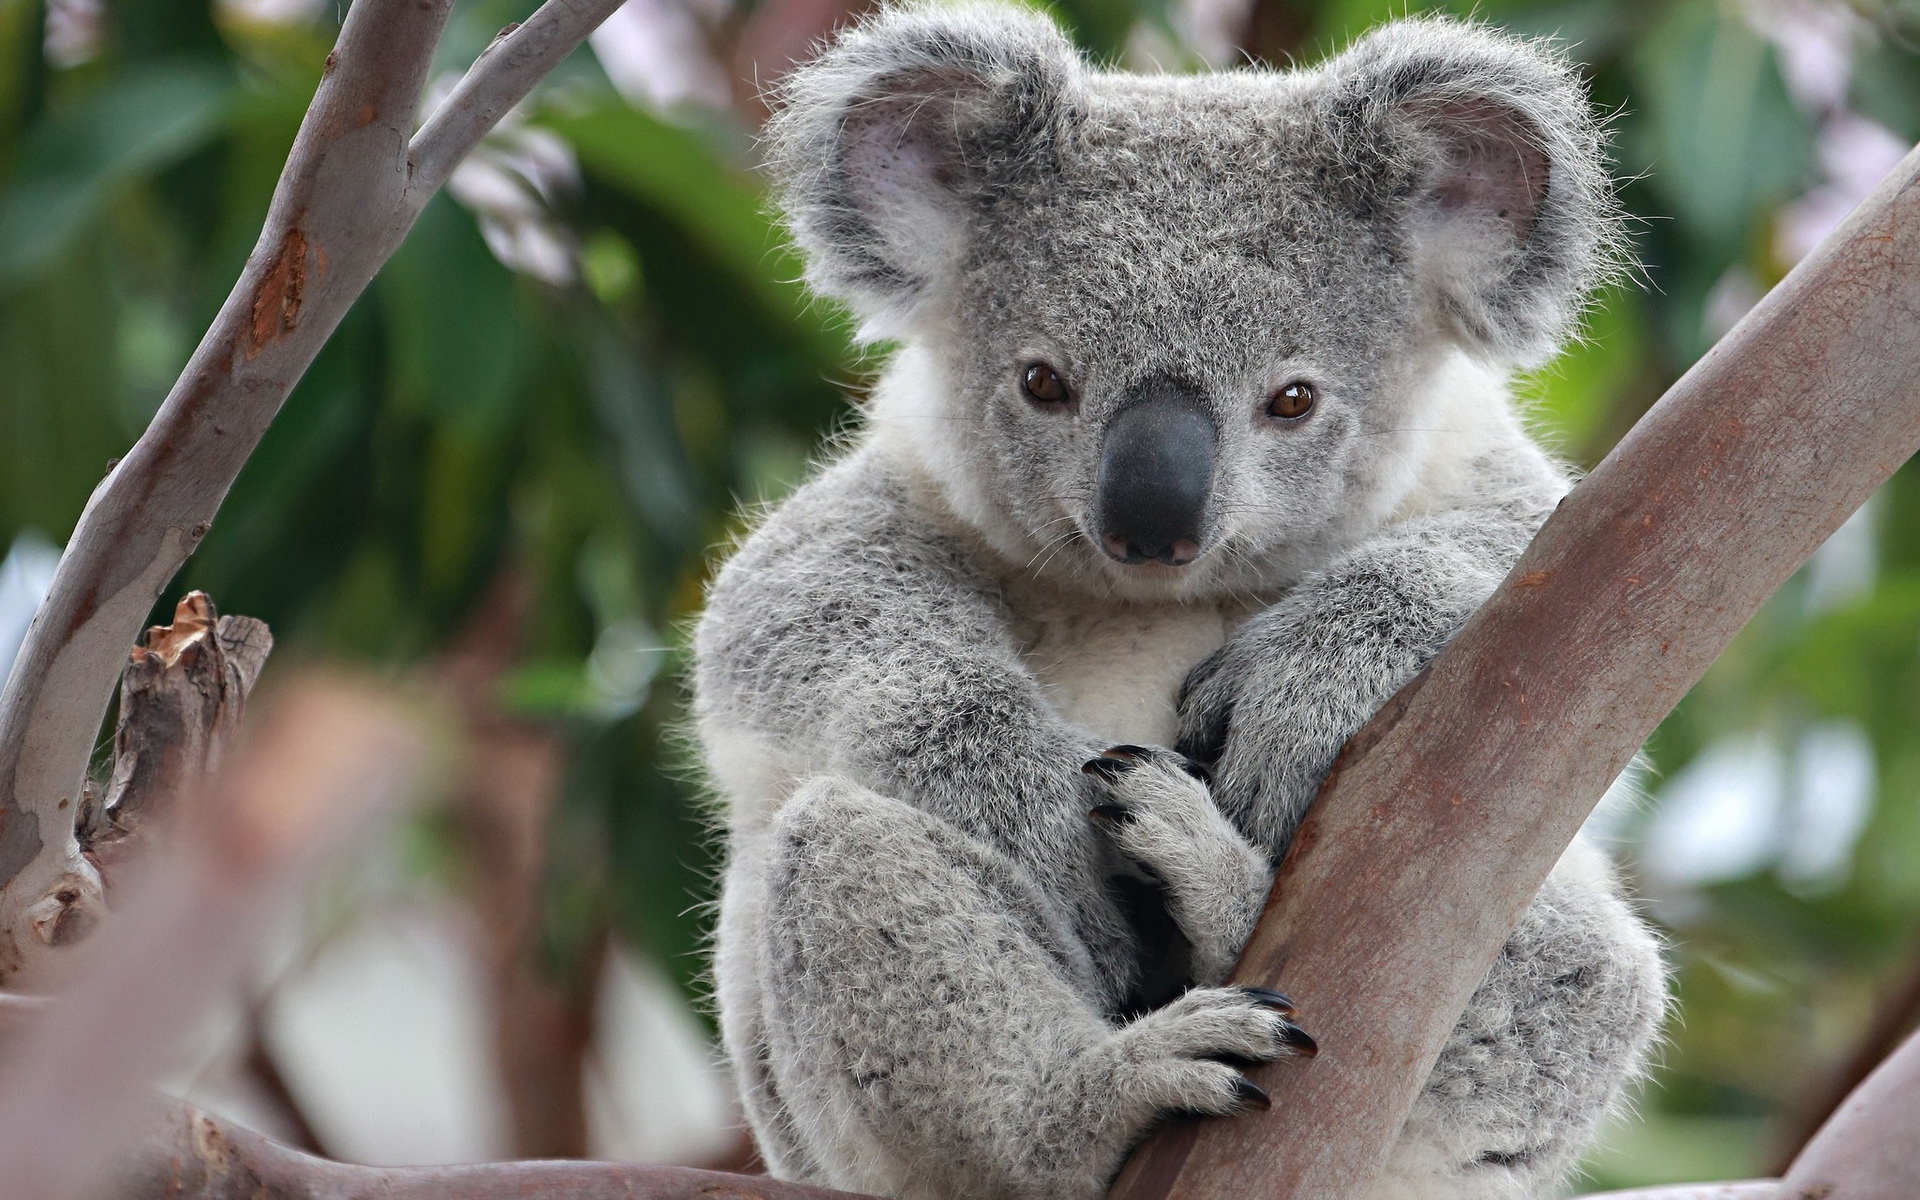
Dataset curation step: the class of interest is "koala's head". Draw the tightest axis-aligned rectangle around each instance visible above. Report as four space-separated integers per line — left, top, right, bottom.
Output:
768 3 1614 600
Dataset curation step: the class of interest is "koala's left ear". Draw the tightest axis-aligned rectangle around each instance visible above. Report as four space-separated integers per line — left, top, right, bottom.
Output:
1316 19 1615 366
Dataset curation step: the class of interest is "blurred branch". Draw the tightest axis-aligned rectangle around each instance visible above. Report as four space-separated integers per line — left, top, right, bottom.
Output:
0 0 623 987
0 676 427 1200
726 0 869 120
1109 147 1920 1200
1771 935 1920 1171
442 564 600 1158
106 1101 872 1200
1781 1025 1920 1197
241 1001 331 1158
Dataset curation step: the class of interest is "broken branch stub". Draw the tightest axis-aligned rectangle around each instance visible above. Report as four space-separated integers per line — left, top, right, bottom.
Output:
23 592 274 955
1108 148 1920 1199
0 0 626 987
86 592 273 886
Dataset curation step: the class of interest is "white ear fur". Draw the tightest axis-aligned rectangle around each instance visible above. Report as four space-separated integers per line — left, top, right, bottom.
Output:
764 4 1080 339
831 73 989 332
1321 19 1616 366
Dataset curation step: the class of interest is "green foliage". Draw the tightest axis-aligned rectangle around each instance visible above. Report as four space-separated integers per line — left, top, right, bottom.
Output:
1 0 1917 1186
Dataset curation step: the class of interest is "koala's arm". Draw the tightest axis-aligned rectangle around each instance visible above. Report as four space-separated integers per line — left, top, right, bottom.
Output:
695 453 1131 965
1178 484 1549 851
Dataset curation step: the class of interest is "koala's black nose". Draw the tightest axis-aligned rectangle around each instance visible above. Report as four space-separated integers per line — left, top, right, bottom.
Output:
1094 381 1218 568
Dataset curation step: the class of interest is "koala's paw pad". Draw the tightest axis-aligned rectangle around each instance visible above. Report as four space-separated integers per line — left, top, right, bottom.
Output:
1112 986 1317 1119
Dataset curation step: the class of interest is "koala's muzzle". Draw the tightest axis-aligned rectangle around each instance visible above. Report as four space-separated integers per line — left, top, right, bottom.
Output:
1094 382 1217 567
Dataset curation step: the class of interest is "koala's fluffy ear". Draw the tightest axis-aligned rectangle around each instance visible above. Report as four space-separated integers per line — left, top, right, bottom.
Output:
1317 19 1616 366
765 4 1080 338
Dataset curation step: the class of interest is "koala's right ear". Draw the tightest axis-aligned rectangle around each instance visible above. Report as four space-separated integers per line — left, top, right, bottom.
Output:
765 4 1081 338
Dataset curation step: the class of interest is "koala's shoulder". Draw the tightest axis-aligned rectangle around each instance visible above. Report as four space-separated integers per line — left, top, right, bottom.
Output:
705 445 997 619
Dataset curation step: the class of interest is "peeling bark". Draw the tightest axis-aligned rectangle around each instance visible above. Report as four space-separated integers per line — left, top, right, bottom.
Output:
88 592 272 882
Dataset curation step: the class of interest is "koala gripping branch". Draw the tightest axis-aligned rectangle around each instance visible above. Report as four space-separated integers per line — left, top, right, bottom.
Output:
1108 149 1920 1199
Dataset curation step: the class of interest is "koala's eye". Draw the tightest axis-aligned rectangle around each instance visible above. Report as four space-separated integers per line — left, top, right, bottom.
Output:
1267 381 1317 422
1021 362 1073 411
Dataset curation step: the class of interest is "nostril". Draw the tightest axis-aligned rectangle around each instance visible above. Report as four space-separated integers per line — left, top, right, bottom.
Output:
1102 534 1144 564
1099 533 1201 567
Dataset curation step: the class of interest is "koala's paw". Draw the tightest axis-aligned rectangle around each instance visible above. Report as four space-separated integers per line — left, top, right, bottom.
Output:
1084 746 1273 984
1106 986 1316 1120
1175 630 1332 857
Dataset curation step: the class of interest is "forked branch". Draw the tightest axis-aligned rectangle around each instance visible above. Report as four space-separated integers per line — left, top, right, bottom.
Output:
0 0 625 986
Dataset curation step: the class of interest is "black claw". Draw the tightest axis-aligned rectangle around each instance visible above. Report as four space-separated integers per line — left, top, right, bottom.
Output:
1179 756 1213 785
1088 803 1136 826
1239 987 1296 1016
1104 744 1152 761
1083 757 1129 781
1279 1022 1319 1058
1232 1075 1271 1112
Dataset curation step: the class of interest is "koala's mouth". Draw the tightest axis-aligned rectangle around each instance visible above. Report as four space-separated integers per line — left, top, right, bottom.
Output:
1090 381 1219 570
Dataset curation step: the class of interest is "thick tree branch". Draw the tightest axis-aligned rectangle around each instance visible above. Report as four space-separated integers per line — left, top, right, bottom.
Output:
0 0 622 987
1110 146 1920 1200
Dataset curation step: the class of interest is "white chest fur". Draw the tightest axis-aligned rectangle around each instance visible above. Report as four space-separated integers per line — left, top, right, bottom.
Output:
1016 600 1251 748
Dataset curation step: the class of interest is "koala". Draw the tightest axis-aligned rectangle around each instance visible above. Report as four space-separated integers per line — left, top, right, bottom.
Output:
692 6 1667 1199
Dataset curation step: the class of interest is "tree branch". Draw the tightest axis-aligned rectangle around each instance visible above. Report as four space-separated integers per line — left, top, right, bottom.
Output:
1781 1025 1920 1198
0 677 427 1200
0 0 622 987
1109 145 1920 1200
407 0 629 206
105 1101 870 1200
1577 1187 1781 1200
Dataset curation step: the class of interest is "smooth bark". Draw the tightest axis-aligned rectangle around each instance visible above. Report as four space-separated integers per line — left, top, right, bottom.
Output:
105 1102 860 1200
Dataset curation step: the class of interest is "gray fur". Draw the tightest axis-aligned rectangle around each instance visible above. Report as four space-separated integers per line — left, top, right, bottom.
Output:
697 6 1664 1198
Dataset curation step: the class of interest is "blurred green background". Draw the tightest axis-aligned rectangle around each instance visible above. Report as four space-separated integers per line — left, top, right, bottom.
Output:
1 0 1917 1187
